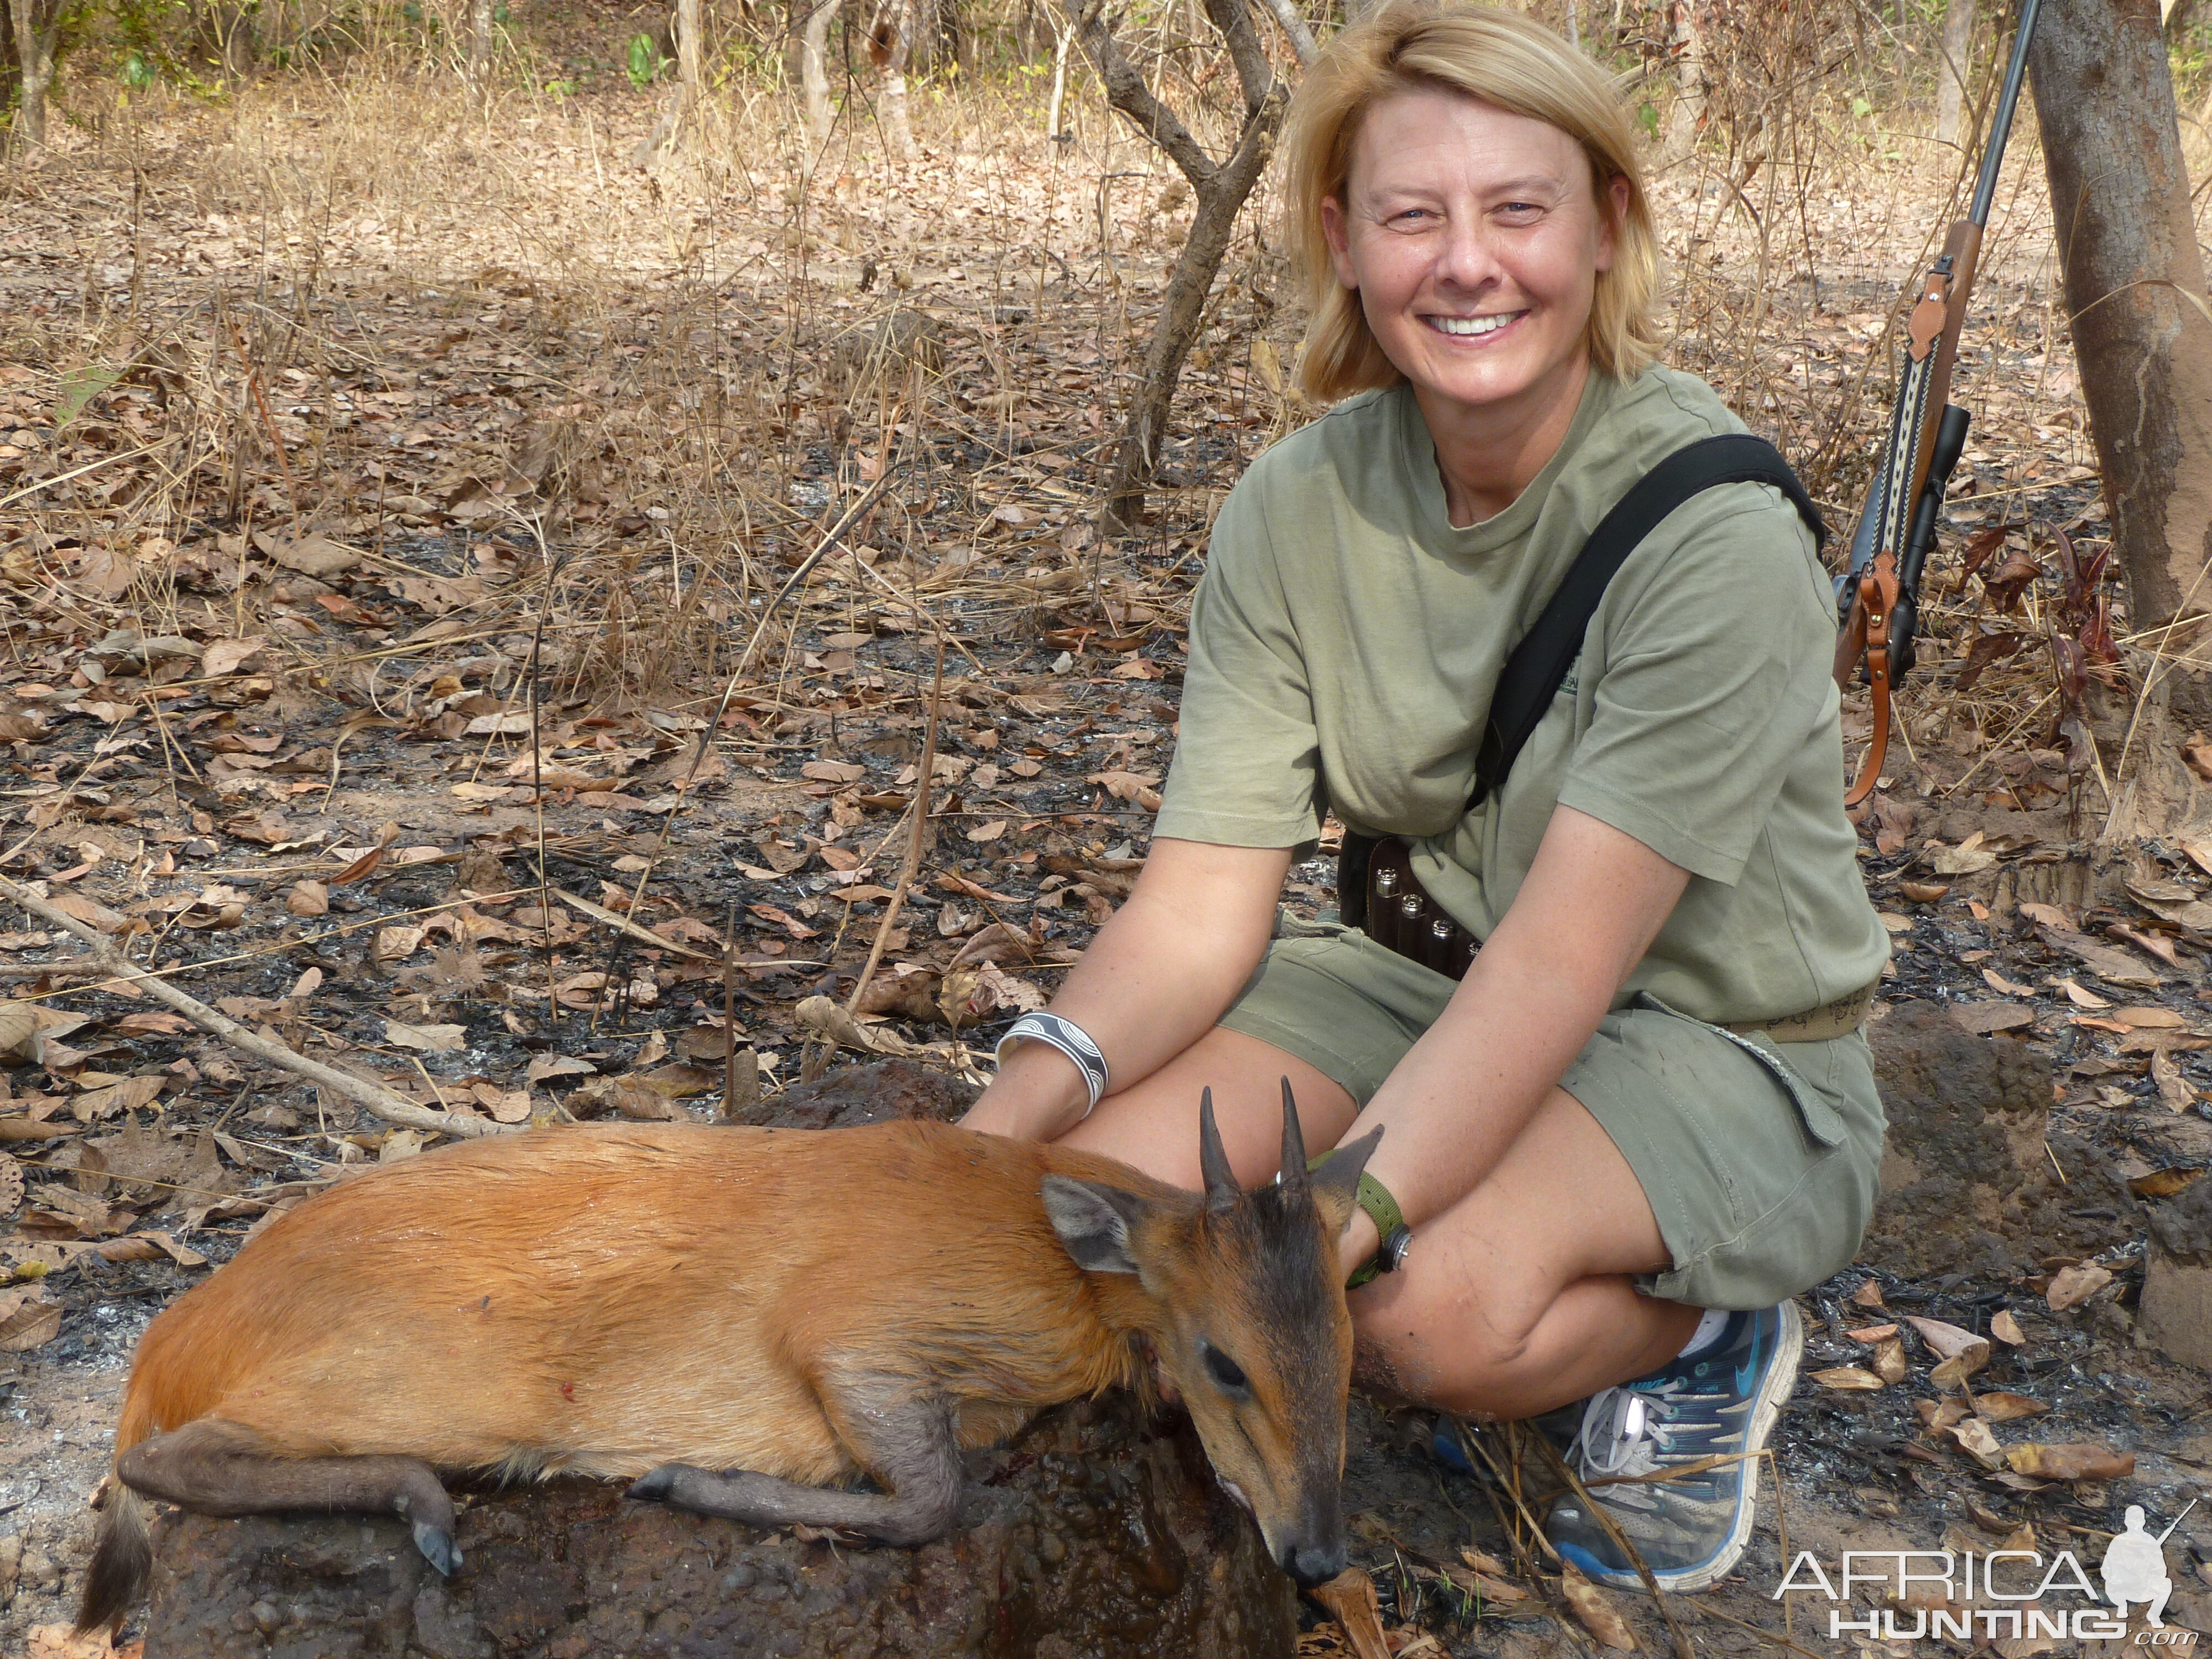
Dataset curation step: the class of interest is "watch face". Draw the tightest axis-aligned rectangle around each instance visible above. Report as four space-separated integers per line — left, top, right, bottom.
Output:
1383 1226 1413 1271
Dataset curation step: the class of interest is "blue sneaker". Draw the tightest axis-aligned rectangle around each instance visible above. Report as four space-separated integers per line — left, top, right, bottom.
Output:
1545 1302 1803 1594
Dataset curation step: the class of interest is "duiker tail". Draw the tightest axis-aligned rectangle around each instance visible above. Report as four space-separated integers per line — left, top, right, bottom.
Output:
75 1388 157 1635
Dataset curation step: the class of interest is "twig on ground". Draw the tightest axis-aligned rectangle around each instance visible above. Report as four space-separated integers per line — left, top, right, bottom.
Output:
844 635 947 1018
0 873 509 1141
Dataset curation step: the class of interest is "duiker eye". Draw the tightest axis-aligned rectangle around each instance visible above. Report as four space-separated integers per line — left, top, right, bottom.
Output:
1200 1342 1249 1394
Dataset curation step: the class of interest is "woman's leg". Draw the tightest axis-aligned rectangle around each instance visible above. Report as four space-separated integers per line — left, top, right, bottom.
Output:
1347 1082 1697 1419
1058 1028 1695 1420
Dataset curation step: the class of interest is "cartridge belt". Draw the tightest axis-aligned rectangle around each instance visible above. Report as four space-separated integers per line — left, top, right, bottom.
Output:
1345 834 1876 1041
1357 836 1480 981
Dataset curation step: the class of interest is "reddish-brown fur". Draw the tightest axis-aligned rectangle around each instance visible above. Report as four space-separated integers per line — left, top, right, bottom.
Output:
80 1111 1369 1634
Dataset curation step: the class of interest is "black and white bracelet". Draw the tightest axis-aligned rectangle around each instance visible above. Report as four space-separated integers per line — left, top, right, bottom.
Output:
994 1012 1110 1120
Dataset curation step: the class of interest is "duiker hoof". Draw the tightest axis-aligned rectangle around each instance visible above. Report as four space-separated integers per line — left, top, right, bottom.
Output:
625 1465 679 1503
411 1521 462 1576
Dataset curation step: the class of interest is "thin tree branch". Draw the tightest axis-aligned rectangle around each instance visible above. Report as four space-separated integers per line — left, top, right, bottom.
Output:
1202 0 1279 111
0 875 511 1141
1065 0 1218 187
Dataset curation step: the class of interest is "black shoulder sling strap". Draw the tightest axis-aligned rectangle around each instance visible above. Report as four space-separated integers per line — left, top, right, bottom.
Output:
1339 432 1828 930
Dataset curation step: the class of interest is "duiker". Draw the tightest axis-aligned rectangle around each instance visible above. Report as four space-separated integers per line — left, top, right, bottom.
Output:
79 1084 1376 1634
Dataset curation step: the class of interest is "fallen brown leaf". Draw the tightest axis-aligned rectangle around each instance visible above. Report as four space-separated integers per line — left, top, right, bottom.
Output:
2004 1442 2134 1481
2045 1262 2112 1311
1872 1337 1909 1384
2130 1167 2206 1201
384 1019 466 1054
1812 1366 1885 1391
1917 1397 1971 1434
1559 1564 1639 1651
1974 1392 2049 1422
1951 1417 2004 1469
0 1284 62 1351
1990 1309 2026 1344
1307 1567 1391 1659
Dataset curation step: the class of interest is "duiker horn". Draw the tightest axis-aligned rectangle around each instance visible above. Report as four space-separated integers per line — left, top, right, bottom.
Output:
1276 1078 1310 1196
1197 1087 1239 1211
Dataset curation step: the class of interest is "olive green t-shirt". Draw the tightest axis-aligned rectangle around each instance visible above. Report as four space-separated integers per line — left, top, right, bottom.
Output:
1154 368 1889 1027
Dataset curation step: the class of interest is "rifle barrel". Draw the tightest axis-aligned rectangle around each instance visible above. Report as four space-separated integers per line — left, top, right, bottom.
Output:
2156 1498 2198 1546
1969 0 2043 227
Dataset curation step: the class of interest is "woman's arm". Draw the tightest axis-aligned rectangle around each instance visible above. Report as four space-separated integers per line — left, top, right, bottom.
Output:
1334 805 1690 1273
959 837 1294 1141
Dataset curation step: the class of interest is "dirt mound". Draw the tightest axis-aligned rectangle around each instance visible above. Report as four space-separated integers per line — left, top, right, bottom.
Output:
1861 1000 2138 1280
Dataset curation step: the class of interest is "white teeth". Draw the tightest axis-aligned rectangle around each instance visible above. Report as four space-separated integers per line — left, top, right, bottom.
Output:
1431 312 1520 336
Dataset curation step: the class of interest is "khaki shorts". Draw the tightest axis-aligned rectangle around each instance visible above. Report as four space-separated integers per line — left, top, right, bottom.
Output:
1217 917 1886 1311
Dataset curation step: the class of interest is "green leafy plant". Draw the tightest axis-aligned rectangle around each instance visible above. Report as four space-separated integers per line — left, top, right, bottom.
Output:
625 31 662 87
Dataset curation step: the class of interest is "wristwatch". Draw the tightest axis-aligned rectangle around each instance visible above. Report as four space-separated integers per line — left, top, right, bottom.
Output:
1311 1155 1412 1288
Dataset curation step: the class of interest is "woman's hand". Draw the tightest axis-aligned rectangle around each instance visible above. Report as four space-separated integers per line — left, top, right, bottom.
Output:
960 839 1294 1142
1334 805 1689 1276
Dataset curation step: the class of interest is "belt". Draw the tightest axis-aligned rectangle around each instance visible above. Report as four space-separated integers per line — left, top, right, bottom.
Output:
1342 833 1875 1041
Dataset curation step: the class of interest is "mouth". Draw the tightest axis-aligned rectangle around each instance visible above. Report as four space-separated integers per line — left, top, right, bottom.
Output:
1425 310 1526 340
1216 1476 1254 1516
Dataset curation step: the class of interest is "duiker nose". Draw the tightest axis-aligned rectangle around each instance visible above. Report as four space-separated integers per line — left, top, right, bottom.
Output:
1285 1541 1347 1589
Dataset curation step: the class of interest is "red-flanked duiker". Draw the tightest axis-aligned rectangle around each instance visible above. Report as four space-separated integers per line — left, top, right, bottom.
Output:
77 1081 1378 1635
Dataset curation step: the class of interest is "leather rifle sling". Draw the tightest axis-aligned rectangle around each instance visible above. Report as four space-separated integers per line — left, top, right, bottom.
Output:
1842 552 1901 808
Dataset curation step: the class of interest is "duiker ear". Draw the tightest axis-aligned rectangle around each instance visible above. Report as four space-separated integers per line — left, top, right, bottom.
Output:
1308 1126 1383 1235
1041 1176 1152 1275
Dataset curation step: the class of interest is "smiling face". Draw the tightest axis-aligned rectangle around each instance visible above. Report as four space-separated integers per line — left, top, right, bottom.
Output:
1321 86 1626 443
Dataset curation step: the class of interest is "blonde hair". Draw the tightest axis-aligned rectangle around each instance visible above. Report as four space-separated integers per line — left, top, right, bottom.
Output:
1284 0 1662 400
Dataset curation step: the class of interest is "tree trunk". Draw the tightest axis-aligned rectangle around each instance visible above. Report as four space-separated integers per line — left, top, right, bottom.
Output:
875 0 914 161
469 0 493 83
676 0 702 100
1935 0 1973 146
9 0 48 148
1666 0 1702 148
630 0 703 167
1102 99 1284 528
801 0 837 154
2028 0 2212 637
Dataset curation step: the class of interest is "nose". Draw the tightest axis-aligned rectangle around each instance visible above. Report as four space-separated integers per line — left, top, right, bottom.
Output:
1285 1541 1347 1589
1432 217 1501 291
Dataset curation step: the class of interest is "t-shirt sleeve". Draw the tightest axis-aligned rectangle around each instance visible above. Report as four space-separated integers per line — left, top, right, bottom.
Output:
1154 481 1323 848
1554 492 1835 885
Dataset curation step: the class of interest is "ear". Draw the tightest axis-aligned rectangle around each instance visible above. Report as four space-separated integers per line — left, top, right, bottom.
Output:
1595 172 1631 275
1041 1176 1152 1275
1308 1127 1383 1237
1321 194 1359 291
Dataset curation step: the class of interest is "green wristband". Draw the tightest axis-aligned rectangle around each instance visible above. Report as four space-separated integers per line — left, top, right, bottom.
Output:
1308 1155 1409 1288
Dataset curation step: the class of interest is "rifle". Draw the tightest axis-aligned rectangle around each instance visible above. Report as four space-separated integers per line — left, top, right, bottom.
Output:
1833 0 2043 807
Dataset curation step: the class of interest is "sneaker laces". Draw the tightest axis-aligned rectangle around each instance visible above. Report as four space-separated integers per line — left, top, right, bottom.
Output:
1570 1384 1682 1481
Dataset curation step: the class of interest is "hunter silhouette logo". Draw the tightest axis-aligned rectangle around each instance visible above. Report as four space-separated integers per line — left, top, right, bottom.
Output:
2103 1501 2194 1630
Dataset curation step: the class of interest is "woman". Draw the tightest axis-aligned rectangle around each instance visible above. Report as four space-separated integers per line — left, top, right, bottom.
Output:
962 0 1887 1595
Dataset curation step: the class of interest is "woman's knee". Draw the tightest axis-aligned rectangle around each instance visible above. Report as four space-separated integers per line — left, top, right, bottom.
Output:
1350 1275 1539 1414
